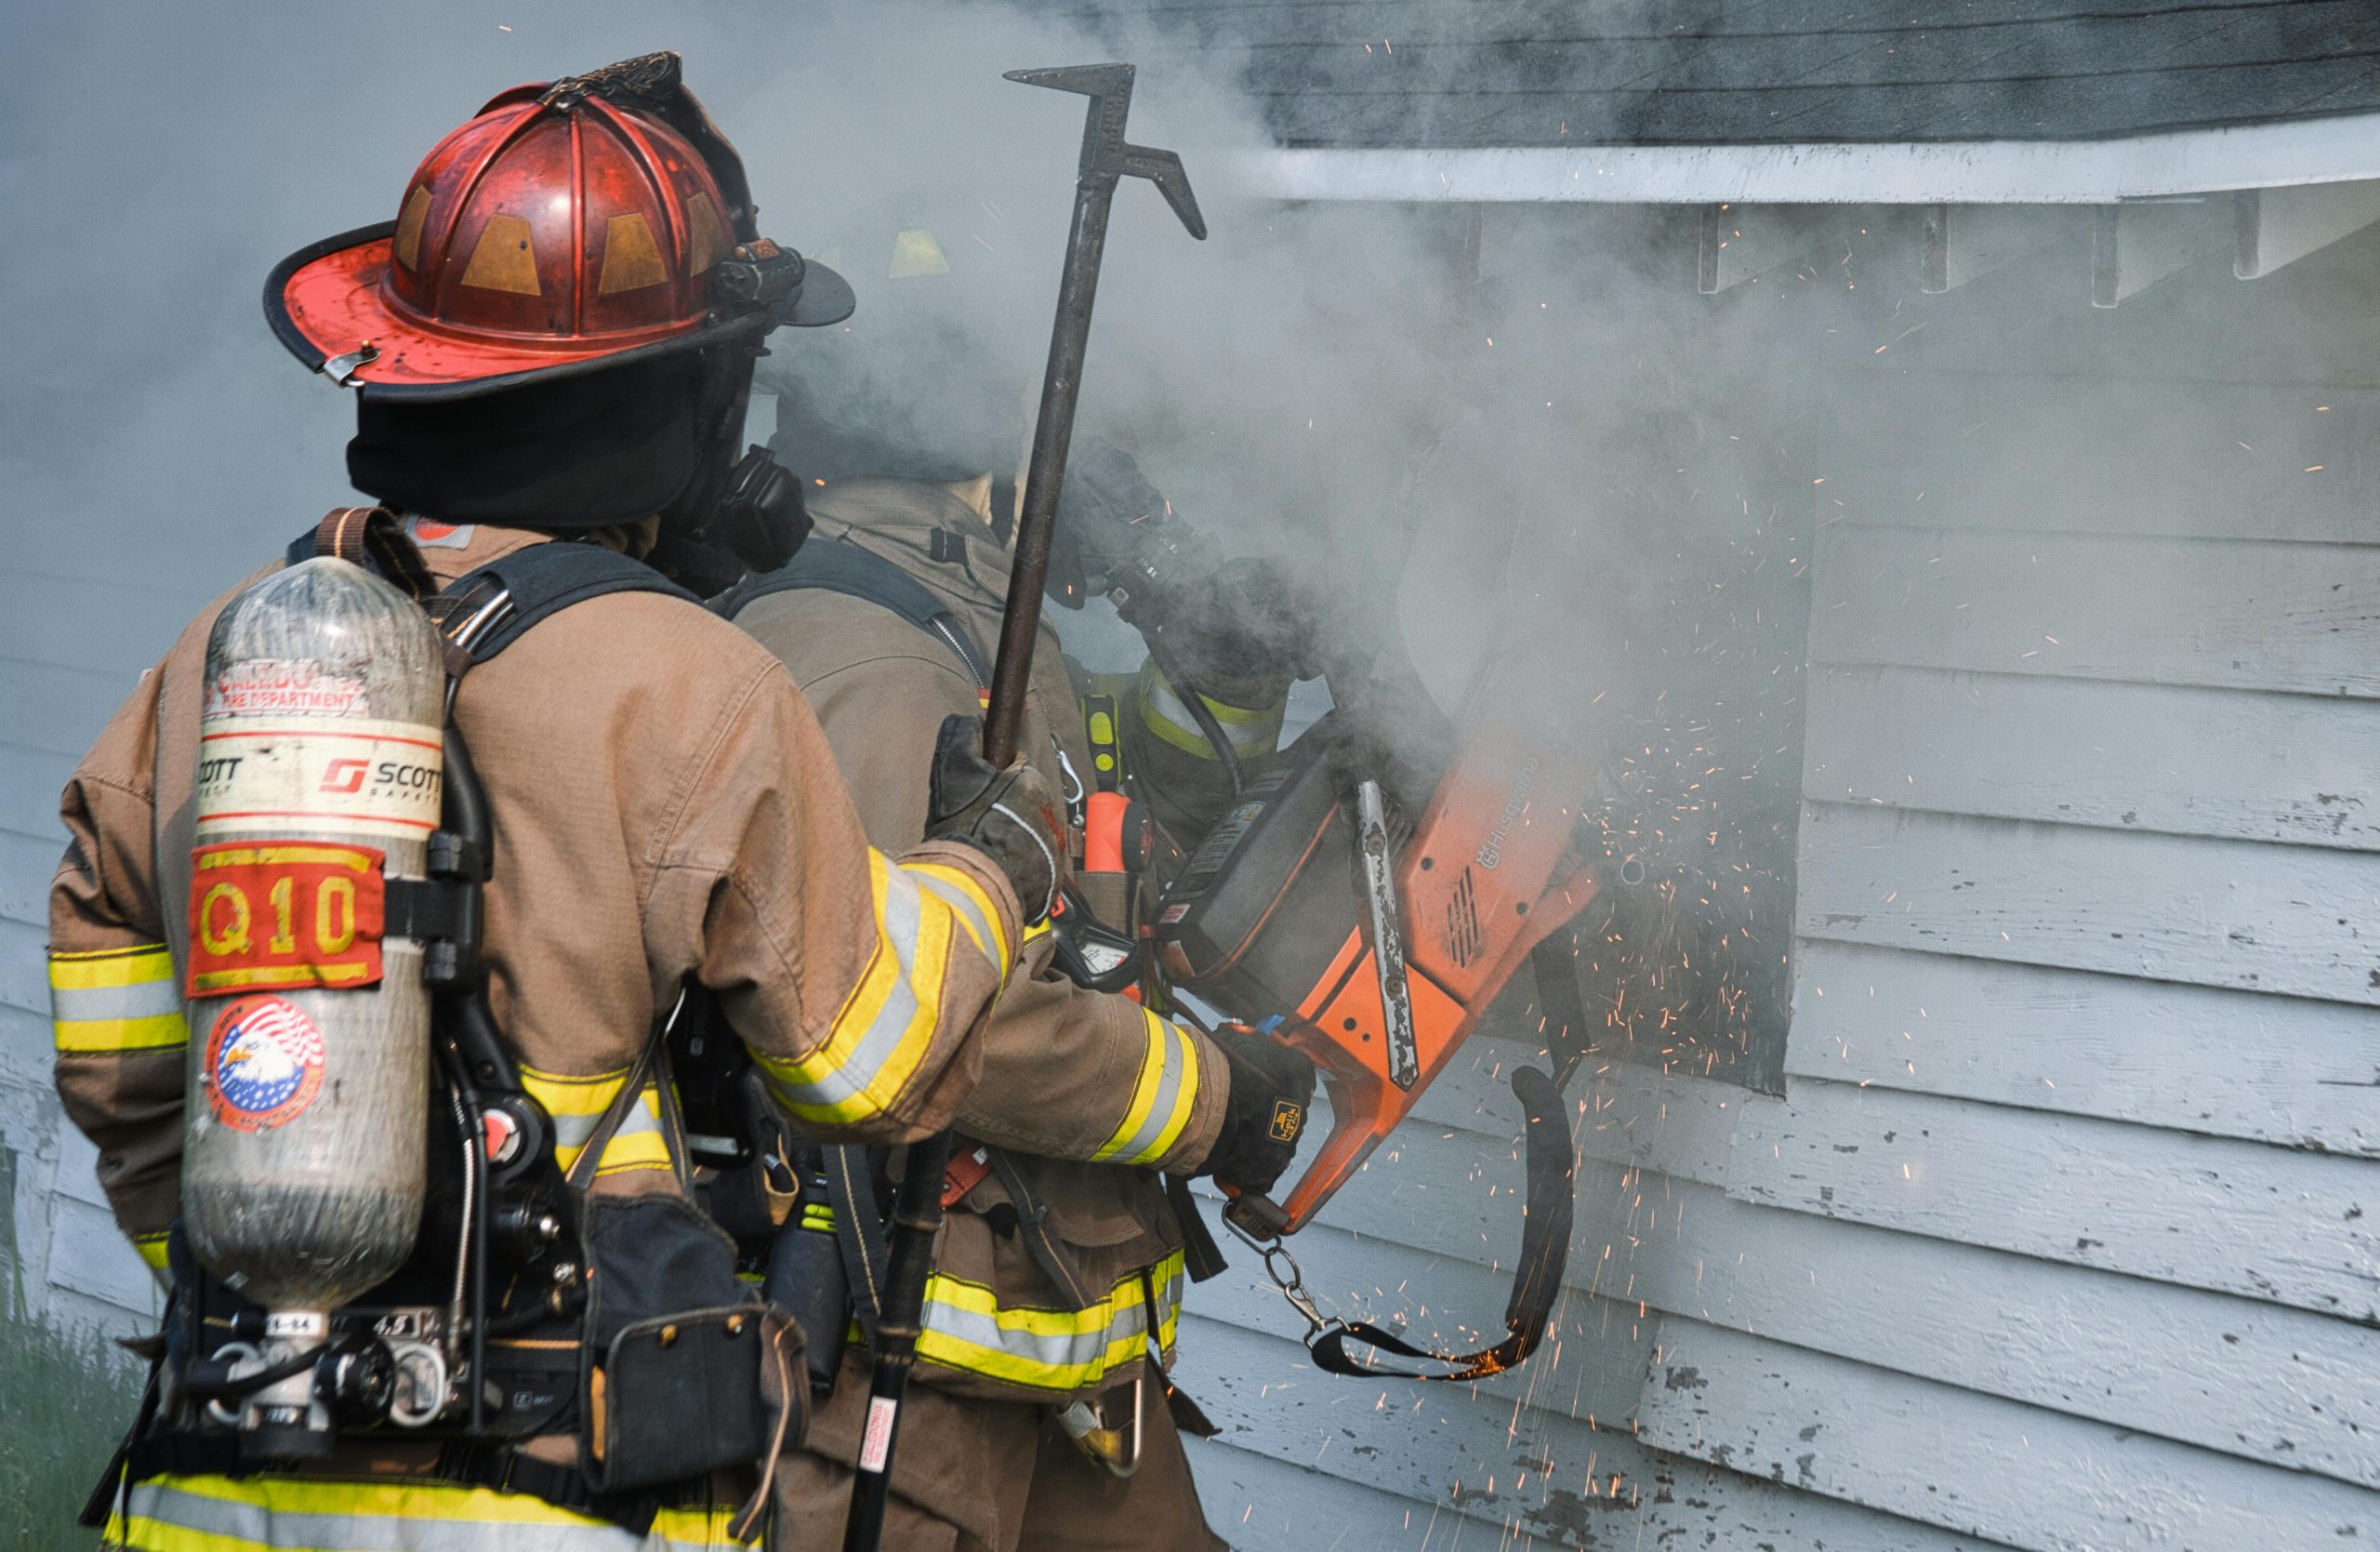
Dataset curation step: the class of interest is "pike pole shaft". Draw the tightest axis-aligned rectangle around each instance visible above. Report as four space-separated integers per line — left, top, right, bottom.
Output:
984 172 1117 767
846 65 1199 1552
838 1131 950 1552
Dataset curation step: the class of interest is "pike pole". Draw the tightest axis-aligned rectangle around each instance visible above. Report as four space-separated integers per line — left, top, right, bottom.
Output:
842 61 1204 1552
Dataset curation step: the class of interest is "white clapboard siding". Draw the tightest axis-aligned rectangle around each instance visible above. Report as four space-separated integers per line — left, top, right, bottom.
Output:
1186 1443 1451 1552
1638 1320 2379 1552
1615 1174 2380 1490
1795 802 2380 1006
1176 1315 2027 1552
0 571 206 683
0 1007 56 1154
1858 378 2380 544
0 658 135 759
1 917 50 1016
1789 940 2380 1156
46 1194 153 1314
1409 1035 1741 1189
0 829 61 928
1809 525 2380 697
0 746 74 849
1212 1068 2380 1490
1730 1076 2380 1324
1804 664 2380 851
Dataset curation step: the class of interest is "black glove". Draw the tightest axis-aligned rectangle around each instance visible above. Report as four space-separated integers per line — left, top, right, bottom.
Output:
1196 1024 1318 1197
923 714 1062 925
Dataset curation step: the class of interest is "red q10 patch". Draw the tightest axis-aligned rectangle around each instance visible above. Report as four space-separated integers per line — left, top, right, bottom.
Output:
204 995 327 1131
186 842 386 995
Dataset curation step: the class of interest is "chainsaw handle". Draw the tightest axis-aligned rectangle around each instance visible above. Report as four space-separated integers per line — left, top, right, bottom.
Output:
1221 1015 1391 1237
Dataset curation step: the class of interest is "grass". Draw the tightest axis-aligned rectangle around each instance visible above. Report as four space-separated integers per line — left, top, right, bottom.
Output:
1 1147 145 1550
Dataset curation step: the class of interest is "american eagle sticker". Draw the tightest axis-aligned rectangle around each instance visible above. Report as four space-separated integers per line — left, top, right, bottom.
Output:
204 995 326 1131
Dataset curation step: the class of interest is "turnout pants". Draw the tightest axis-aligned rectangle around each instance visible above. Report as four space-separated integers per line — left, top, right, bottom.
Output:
777 1355 1227 1552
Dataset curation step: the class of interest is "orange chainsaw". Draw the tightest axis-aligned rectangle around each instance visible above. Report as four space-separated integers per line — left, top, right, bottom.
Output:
1152 650 1605 1378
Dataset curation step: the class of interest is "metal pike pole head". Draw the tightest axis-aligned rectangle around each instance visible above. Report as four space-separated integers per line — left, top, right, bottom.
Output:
979 62 1205 768
1002 63 1208 239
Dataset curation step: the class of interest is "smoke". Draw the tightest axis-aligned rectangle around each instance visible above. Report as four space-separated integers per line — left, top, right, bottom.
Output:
4 0 1811 1081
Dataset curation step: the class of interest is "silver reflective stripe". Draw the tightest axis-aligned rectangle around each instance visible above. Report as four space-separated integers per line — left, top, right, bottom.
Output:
1138 670 1282 753
771 865 926 1112
909 868 997 969
548 1089 662 1152
923 1256 1190 1380
50 977 183 1024
1100 1016 1194 1164
122 1479 736 1552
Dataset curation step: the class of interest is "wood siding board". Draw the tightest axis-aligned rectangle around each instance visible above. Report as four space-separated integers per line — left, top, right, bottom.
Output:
1251 1092 2380 1487
0 918 51 1016
1638 1318 2380 1552
1793 803 2380 1006
1788 941 2380 1156
1846 377 2380 544
0 829 62 930
0 658 136 758
0 573 207 683
0 1007 55 1156
1183 1442 1450 1551
41 1281 158 1343
1174 1313 2027 1552
1803 664 2380 852
1408 1033 1741 1189
0 746 74 848
1808 526 2380 698
1729 1077 2380 1324
1599 1172 2380 1489
45 1193 153 1314
50 1121 109 1212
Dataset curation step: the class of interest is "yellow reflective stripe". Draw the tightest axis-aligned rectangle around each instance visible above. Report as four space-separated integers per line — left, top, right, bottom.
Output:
1135 659 1287 760
50 945 189 1053
46 943 177 989
755 854 952 1129
1090 1011 1198 1166
1023 918 1053 944
917 1252 1184 1394
119 1472 740 1549
55 1011 188 1053
902 859 1011 979
135 1232 170 1272
518 1068 672 1176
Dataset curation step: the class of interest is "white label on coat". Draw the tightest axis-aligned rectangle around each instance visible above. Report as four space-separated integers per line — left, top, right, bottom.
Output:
195 717 443 840
858 1397 899 1473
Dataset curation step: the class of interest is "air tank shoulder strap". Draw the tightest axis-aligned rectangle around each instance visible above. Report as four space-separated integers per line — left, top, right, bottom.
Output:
431 542 700 664
283 520 700 665
721 538 991 687
286 506 439 598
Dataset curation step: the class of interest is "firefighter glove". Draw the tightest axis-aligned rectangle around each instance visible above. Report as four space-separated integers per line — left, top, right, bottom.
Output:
924 713 1062 925
1196 1024 1317 1196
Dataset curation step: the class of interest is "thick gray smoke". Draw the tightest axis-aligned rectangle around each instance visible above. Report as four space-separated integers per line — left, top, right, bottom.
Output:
6 0 1806 1113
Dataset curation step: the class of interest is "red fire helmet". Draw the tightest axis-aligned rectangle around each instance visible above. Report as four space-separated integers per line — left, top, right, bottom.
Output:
266 53 853 402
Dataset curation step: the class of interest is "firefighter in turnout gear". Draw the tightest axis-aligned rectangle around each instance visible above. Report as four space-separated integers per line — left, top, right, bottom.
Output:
727 457 1320 1551
46 55 1091 1552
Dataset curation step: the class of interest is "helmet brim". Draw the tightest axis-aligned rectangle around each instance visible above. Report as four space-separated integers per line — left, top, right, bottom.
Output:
266 222 855 404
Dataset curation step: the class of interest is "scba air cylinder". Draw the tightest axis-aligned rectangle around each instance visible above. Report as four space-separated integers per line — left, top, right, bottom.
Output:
183 556 445 1450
